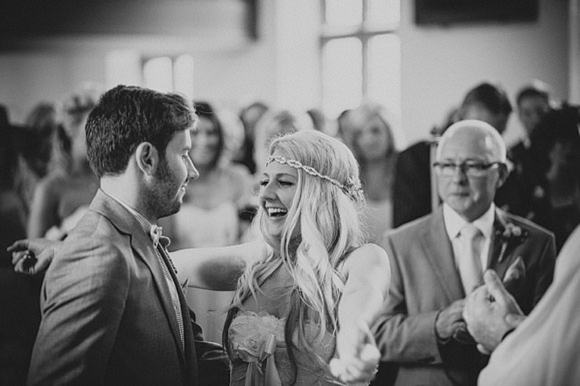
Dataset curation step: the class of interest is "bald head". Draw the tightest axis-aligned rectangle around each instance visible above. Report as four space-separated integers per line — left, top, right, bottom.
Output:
437 119 507 164
435 119 509 222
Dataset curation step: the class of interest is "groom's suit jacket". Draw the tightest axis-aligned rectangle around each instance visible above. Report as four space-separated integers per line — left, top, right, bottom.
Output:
374 206 556 386
28 190 199 386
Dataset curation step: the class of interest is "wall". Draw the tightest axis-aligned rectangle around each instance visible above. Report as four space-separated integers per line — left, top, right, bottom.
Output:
0 0 571 148
399 0 569 146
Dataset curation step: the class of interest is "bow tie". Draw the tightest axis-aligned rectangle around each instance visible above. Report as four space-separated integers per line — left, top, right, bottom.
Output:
150 226 171 249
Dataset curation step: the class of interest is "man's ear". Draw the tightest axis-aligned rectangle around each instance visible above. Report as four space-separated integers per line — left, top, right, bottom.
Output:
134 142 159 176
496 162 510 188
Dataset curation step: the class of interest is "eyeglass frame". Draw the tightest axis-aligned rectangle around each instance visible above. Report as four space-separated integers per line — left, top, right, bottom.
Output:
432 161 505 177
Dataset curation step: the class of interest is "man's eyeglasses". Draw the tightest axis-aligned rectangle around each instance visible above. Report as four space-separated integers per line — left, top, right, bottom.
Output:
433 162 503 177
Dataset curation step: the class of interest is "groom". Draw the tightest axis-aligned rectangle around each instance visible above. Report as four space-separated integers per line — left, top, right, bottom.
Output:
26 85 226 385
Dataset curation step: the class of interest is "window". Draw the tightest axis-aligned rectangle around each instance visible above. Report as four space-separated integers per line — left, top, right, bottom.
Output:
321 0 401 121
105 51 195 101
143 55 195 100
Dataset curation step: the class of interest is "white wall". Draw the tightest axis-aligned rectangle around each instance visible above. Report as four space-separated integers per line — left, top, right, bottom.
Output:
399 0 569 146
0 0 571 149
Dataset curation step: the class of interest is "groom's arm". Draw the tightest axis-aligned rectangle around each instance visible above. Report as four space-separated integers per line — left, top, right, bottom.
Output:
28 236 129 385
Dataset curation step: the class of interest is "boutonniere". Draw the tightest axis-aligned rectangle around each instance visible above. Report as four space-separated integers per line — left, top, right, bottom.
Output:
497 223 528 263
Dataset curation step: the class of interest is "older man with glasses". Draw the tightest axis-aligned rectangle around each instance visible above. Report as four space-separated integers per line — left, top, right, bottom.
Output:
373 119 556 386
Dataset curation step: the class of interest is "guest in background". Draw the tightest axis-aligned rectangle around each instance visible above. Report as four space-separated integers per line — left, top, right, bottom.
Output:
508 81 555 185
14 102 59 213
524 104 580 250
0 105 42 386
27 85 101 239
393 81 522 228
374 120 556 386
163 101 253 343
233 100 270 174
343 103 399 242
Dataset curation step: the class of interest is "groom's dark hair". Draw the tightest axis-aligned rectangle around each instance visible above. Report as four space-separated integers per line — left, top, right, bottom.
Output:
86 85 196 178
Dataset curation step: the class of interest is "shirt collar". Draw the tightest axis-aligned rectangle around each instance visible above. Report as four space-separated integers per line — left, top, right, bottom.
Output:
443 203 495 240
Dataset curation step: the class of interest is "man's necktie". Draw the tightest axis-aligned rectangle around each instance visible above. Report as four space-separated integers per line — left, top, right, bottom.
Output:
150 225 185 350
458 223 484 294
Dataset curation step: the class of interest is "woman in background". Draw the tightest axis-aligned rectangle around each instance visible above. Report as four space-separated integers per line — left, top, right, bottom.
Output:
342 103 399 242
164 101 253 342
27 85 101 239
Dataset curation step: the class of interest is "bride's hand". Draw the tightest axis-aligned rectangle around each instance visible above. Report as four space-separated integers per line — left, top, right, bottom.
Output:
330 321 380 384
8 238 60 275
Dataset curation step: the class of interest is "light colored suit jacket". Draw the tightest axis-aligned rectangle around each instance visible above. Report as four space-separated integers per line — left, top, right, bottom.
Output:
374 207 556 386
28 190 198 386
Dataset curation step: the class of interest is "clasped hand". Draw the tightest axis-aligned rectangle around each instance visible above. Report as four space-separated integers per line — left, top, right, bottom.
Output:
463 270 526 354
330 321 380 385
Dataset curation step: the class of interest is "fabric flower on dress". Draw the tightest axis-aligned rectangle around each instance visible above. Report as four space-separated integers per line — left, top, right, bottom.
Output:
229 312 285 386
229 312 285 363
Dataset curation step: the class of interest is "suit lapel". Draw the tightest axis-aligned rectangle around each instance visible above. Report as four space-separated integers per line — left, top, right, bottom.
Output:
89 190 189 366
421 208 466 300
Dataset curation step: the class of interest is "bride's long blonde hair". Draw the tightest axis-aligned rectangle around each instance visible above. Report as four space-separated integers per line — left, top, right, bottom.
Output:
225 130 367 373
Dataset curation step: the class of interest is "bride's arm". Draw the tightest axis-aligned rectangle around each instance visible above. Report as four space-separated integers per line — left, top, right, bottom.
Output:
331 243 390 383
170 240 267 290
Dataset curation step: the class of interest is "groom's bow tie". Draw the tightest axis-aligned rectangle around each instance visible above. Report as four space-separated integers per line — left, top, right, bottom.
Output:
150 225 171 249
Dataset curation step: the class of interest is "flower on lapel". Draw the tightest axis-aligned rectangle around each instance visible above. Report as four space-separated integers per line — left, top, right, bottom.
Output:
497 223 529 263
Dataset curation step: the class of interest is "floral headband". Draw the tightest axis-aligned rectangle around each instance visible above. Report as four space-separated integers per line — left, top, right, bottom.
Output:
266 155 365 203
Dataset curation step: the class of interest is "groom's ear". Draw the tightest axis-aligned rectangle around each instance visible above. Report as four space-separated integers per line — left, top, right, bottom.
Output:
134 142 160 176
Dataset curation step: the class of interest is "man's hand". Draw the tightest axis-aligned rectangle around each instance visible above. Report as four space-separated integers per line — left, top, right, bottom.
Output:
435 299 466 340
330 321 380 385
463 270 525 354
8 238 60 275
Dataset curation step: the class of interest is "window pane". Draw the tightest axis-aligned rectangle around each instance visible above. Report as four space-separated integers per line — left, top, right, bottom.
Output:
143 57 173 93
367 0 400 25
174 54 195 100
325 0 362 26
322 38 363 118
368 34 401 136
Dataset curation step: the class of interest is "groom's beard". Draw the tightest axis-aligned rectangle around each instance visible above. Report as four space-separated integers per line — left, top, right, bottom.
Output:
145 157 186 220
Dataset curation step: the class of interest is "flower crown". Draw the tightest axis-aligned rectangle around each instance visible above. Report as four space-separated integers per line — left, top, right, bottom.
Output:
266 155 365 203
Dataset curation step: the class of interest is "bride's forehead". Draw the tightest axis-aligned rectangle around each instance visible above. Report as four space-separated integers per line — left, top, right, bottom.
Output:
264 160 298 177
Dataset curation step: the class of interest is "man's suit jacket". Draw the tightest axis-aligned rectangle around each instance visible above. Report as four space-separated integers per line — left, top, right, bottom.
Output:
374 207 556 386
28 190 198 386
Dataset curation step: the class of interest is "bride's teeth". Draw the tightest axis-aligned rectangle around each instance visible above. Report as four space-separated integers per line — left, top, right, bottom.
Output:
267 207 287 216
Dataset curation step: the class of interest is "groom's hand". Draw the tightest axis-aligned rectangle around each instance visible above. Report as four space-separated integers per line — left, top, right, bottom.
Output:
8 238 60 275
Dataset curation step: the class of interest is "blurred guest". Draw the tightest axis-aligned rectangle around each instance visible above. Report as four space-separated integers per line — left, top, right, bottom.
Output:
374 120 556 386
307 107 329 133
0 105 42 386
253 109 311 174
27 85 101 239
233 100 270 174
393 81 523 228
164 101 253 343
524 104 580 250
343 103 399 242
14 102 59 212
508 81 555 178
